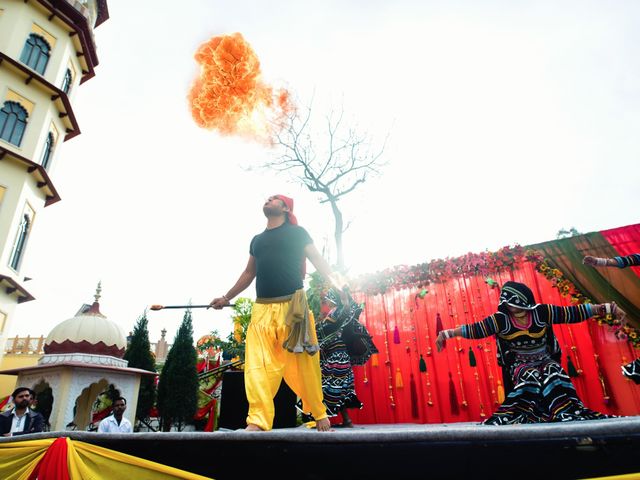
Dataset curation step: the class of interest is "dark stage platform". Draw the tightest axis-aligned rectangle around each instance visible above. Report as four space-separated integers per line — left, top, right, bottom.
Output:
4 417 640 479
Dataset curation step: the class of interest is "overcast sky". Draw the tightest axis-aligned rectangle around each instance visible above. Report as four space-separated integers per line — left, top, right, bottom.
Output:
12 0 640 345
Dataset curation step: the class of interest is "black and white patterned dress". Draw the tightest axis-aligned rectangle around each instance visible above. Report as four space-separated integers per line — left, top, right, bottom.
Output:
316 292 377 416
461 303 611 424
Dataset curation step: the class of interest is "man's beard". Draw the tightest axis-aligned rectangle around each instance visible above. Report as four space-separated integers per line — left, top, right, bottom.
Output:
263 205 282 217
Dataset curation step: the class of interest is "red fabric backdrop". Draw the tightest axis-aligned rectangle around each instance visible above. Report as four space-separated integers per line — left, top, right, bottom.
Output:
349 259 640 424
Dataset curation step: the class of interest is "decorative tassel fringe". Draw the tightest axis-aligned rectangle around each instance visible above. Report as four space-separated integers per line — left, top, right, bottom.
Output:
468 347 477 367
448 372 459 415
393 326 401 344
396 368 404 388
567 355 579 378
410 373 419 418
419 354 427 373
497 380 505 404
371 353 379 367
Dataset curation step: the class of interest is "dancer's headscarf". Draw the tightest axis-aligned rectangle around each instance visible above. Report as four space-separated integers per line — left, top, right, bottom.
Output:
498 281 537 314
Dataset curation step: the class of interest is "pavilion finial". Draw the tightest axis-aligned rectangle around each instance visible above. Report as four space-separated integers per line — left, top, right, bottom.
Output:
94 281 102 303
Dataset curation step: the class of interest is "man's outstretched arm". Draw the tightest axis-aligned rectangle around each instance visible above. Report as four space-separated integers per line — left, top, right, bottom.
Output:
304 244 347 291
210 256 257 309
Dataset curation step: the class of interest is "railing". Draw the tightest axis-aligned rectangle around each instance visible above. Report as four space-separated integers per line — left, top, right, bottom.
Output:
4 336 45 355
2 337 171 357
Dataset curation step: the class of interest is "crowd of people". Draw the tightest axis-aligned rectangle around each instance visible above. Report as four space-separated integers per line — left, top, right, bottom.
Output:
0 387 131 436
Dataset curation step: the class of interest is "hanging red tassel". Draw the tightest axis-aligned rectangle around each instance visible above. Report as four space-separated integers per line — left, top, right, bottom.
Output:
497 379 505 404
410 373 419 418
393 326 401 344
468 347 477 367
396 367 404 388
419 354 427 373
448 372 459 416
567 355 579 378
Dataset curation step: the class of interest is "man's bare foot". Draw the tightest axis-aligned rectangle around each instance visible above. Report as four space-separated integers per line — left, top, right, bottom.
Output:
245 424 263 431
316 418 331 432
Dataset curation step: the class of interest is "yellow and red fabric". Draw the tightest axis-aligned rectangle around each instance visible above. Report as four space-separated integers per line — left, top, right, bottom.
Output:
0 437 212 480
0 395 11 412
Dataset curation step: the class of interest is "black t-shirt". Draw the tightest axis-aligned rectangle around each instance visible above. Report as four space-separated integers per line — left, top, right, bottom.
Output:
249 223 313 298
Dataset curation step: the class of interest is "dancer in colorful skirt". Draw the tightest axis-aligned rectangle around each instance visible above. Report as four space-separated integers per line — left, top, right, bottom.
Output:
316 290 377 427
436 281 626 424
584 253 640 383
210 195 345 432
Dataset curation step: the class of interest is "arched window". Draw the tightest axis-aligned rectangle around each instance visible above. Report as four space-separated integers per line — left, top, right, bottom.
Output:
19 33 51 75
0 101 29 146
9 214 31 271
61 69 73 94
41 132 54 169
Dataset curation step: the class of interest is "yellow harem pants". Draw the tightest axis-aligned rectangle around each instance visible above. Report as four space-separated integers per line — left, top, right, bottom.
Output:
244 300 327 431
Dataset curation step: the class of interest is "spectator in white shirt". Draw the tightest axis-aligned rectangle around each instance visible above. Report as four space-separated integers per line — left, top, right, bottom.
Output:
97 397 133 433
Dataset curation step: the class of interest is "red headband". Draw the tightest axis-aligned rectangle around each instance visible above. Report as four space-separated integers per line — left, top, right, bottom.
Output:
273 194 298 225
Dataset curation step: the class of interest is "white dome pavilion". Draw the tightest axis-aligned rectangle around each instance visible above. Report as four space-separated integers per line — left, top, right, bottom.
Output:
44 283 127 361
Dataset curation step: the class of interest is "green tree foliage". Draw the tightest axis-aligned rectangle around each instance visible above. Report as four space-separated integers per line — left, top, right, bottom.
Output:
306 271 330 320
556 227 582 239
123 313 157 425
157 309 198 431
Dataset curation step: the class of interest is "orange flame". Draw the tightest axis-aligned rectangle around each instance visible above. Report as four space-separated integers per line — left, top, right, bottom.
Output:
188 33 294 143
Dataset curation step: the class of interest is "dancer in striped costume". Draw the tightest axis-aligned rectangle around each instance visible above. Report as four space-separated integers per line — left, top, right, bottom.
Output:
316 290 377 427
436 281 626 424
584 253 640 383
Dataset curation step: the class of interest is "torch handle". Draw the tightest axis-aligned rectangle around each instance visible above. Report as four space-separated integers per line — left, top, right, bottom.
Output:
150 304 235 311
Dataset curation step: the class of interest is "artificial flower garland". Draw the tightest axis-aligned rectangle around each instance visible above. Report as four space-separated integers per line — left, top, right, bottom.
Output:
352 245 525 296
349 245 639 349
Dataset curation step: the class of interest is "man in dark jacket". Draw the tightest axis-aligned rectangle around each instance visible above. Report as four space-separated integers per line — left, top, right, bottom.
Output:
0 387 45 436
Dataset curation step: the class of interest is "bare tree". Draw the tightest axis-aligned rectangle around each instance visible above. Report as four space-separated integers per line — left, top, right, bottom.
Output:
265 103 387 269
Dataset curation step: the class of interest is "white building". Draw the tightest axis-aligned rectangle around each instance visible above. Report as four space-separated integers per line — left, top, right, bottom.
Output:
0 0 108 354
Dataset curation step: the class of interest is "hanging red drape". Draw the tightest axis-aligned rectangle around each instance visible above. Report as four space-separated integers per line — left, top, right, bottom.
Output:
349 257 640 425
28 437 70 480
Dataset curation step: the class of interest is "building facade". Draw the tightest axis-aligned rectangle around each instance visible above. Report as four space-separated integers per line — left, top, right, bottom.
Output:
0 0 108 354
